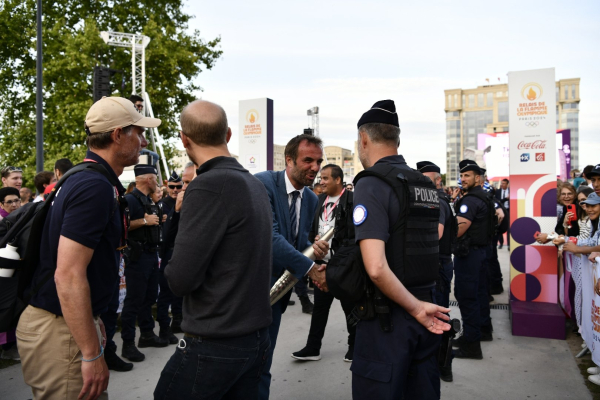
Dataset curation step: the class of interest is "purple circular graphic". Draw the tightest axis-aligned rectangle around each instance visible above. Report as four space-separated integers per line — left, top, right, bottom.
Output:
511 217 541 245
525 274 542 301
510 246 527 273
541 189 557 217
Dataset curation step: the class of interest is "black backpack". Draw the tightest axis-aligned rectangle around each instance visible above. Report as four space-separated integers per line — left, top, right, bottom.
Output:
0 162 120 331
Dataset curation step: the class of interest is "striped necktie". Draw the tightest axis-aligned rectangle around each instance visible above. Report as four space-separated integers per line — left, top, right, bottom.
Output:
290 190 300 247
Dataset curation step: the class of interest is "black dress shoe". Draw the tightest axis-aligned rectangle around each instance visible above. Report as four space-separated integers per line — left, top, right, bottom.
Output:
439 365 453 382
481 324 493 342
452 335 466 349
291 346 321 361
288 300 296 306
160 327 179 345
498 244 503 249
138 331 169 348
105 346 134 371
454 340 483 360
299 295 314 314
121 341 145 362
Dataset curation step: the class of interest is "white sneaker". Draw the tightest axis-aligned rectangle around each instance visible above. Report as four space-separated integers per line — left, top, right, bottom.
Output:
588 367 600 375
589 374 600 386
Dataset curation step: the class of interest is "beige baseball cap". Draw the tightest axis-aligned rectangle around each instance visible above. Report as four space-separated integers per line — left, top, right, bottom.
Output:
85 96 161 134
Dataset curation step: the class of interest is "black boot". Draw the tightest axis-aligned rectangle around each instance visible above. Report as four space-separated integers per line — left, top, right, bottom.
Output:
439 364 453 382
121 341 145 362
138 331 169 348
299 295 314 314
454 340 483 360
160 326 179 345
171 314 183 334
105 344 133 371
451 335 466 349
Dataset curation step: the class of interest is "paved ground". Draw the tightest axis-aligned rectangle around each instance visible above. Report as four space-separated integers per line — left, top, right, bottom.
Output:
0 246 592 399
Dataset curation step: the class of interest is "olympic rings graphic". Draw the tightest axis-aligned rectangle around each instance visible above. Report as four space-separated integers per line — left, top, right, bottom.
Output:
525 121 539 127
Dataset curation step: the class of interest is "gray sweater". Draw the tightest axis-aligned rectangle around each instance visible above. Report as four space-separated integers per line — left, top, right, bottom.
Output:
165 156 273 337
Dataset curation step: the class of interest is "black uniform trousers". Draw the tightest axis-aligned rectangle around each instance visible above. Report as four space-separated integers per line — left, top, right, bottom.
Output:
454 247 490 342
121 250 159 342
351 292 441 400
305 285 356 350
157 249 183 329
486 242 503 289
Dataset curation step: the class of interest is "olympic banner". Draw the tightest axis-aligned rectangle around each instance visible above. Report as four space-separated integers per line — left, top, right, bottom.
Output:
508 68 561 338
566 252 600 366
239 98 274 173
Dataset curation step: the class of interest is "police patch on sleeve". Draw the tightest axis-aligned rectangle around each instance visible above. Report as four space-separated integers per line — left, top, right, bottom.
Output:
460 204 468 214
353 205 368 226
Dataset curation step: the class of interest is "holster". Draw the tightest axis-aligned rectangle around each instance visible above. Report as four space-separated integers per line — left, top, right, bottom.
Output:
452 235 471 258
124 240 143 264
438 318 460 367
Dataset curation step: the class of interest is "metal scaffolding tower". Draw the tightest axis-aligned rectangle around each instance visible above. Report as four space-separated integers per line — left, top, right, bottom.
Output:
307 106 320 137
100 30 170 181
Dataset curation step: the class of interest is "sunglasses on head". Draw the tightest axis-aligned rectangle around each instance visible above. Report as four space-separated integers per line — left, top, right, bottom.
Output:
1 166 23 174
168 184 183 190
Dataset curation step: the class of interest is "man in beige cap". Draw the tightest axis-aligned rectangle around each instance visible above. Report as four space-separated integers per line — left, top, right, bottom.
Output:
17 97 160 400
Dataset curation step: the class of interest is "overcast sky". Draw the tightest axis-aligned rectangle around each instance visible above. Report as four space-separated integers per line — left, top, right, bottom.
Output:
180 0 600 172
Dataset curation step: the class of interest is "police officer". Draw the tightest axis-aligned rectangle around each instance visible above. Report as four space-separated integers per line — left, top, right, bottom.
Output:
156 170 184 343
452 160 495 359
121 164 168 362
352 100 450 399
418 160 456 382
157 166 195 341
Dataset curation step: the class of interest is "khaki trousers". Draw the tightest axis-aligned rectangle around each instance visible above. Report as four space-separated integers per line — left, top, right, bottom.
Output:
16 305 109 400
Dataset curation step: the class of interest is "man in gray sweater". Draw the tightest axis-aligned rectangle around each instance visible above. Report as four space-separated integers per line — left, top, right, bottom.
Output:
154 100 273 400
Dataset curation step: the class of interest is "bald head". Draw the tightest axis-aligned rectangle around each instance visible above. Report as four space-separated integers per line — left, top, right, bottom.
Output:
180 100 228 146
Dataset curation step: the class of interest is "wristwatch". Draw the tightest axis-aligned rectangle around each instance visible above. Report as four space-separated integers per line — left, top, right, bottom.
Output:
143 218 147 225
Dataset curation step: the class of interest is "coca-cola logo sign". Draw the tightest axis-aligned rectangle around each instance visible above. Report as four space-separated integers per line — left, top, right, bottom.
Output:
517 140 546 150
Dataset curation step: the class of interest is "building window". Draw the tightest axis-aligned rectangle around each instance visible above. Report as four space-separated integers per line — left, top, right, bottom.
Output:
498 101 508 123
468 94 475 108
448 94 452 108
478 93 484 107
572 85 576 99
486 93 493 107
496 92 503 98
564 85 569 100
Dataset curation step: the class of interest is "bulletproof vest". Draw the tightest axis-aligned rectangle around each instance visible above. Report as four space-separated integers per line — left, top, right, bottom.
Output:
454 189 495 246
438 193 456 256
354 163 440 288
128 191 162 246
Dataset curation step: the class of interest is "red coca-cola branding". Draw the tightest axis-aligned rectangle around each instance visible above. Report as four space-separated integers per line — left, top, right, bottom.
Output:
517 140 547 150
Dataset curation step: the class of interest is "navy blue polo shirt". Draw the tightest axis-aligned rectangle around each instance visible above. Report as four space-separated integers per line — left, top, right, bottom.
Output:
126 188 148 220
455 185 488 222
30 151 125 316
354 155 412 243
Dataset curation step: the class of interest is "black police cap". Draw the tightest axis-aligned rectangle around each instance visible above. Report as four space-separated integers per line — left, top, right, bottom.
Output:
168 171 182 183
459 159 481 175
416 161 440 174
134 164 158 177
357 100 399 129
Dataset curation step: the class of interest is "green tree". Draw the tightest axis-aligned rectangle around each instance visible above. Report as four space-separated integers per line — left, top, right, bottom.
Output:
0 0 222 186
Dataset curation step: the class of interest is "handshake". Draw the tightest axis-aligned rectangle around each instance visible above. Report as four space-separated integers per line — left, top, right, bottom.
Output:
308 234 330 292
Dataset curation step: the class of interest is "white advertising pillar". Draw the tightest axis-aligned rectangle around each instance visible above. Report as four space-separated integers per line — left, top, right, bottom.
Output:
238 98 274 173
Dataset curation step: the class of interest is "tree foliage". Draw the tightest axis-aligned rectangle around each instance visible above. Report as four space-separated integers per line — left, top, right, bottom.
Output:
0 0 222 186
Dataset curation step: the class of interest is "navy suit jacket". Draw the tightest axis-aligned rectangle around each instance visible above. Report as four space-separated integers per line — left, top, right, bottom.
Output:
255 170 318 285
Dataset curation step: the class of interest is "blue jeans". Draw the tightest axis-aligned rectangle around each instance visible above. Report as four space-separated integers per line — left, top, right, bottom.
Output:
154 327 271 400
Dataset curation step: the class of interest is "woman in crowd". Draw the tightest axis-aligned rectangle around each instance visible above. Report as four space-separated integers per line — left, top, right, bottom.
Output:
0 186 22 361
537 183 582 243
564 186 594 240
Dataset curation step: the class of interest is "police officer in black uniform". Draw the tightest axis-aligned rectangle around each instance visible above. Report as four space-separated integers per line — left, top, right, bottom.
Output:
351 100 450 400
121 164 168 362
418 160 456 382
156 171 183 344
452 160 495 360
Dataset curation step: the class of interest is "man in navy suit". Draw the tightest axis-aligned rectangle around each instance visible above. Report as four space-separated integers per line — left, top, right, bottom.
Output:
255 134 329 400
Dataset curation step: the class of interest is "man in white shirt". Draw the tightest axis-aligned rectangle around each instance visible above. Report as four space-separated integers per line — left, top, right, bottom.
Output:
291 164 357 363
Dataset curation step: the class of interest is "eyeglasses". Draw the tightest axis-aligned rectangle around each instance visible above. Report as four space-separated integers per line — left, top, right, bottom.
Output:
1 166 23 175
2 199 21 206
561 193 573 197
168 185 183 190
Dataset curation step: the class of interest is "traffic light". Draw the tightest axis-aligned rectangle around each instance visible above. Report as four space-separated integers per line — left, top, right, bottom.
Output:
93 66 112 103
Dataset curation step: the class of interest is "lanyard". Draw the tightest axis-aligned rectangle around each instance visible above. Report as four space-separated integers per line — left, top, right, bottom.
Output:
84 158 128 249
323 188 345 223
